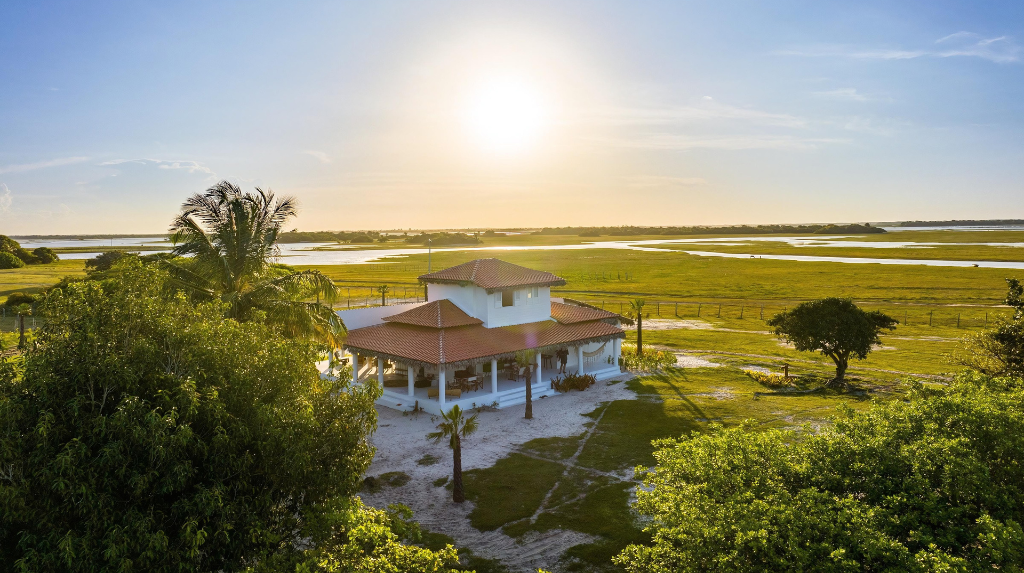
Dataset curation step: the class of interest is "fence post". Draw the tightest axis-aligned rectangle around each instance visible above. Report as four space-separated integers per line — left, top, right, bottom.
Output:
929 311 933 326
674 302 678 316
717 304 722 318
739 306 744 319
656 302 660 316
957 313 960 327
760 305 763 320
986 312 988 324
905 310 908 325
697 303 701 317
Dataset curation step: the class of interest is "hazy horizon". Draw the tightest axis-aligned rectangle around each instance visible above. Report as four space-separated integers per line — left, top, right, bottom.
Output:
2 1 1022 234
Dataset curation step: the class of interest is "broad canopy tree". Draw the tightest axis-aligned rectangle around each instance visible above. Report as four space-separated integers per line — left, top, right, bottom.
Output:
767 297 896 387
0 263 386 572
615 374 1024 572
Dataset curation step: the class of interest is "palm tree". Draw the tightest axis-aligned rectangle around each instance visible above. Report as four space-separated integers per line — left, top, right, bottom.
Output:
166 181 344 346
377 284 390 306
427 405 479 503
515 350 536 419
628 298 646 357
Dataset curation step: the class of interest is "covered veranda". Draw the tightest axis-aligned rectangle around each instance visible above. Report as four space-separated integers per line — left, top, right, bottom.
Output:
344 337 623 415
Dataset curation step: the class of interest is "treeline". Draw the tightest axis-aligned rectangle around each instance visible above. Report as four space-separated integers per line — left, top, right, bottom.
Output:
278 231 483 245
538 223 886 236
899 219 1024 227
0 235 58 269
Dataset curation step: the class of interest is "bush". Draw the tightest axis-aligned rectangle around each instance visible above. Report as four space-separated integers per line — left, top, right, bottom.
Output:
3 292 36 307
0 252 24 269
743 369 790 388
32 247 59 264
84 250 133 271
620 342 676 372
0 263 382 571
551 371 597 392
615 373 1024 572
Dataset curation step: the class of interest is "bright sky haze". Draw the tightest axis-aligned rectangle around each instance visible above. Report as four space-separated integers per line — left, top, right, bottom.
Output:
1 1 1022 233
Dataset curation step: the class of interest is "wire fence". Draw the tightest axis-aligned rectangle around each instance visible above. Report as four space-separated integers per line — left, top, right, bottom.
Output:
566 297 1009 329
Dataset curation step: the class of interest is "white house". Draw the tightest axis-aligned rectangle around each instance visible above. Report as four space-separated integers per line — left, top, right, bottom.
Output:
338 258 627 415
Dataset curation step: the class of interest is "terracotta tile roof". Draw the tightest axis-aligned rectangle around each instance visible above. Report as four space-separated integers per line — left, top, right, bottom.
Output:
382 299 483 328
344 319 623 366
550 301 621 324
419 258 566 291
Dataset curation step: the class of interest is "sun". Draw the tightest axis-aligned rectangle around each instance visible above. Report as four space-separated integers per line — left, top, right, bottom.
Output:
463 76 548 155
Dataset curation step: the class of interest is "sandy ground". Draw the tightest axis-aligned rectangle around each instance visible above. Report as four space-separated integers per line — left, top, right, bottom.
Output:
359 375 637 571
359 354 720 570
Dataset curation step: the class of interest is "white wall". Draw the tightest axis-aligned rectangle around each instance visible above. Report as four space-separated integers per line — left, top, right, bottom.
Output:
427 283 551 327
336 301 428 330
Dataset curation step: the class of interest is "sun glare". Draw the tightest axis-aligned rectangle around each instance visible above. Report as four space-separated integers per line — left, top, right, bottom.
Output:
463 76 548 155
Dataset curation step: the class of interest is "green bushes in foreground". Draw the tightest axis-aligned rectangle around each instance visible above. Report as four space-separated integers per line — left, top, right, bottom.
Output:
616 373 1024 572
0 263 460 572
621 342 676 372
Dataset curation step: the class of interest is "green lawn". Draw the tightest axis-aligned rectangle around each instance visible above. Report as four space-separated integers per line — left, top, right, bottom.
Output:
0 260 86 297
460 368 893 571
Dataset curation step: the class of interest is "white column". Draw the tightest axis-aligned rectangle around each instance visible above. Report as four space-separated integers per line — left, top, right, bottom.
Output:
577 345 585 374
377 357 385 386
352 352 359 384
491 359 498 394
407 364 415 396
536 352 543 387
614 338 622 369
438 367 446 407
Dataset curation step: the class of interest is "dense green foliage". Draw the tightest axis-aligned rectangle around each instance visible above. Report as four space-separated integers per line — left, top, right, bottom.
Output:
405 232 481 246
0 252 24 269
85 250 131 271
0 235 58 265
168 181 344 346
3 292 36 307
277 230 385 243
31 247 58 264
0 264 381 571
767 298 897 385
536 223 885 236
955 279 1024 376
616 374 1024 572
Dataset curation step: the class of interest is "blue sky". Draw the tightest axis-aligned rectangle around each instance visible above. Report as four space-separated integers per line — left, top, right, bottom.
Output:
1 1 1022 233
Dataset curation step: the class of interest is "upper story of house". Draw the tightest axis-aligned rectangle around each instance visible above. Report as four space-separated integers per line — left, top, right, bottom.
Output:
419 258 565 328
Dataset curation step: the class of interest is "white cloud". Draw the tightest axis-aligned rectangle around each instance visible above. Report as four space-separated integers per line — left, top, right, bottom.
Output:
778 32 1020 63
99 158 214 175
813 88 869 102
303 150 333 164
612 134 848 151
0 156 88 175
593 99 808 129
0 184 11 213
628 176 707 188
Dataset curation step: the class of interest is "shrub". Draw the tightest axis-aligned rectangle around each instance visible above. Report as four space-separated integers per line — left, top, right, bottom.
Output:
84 250 133 271
621 342 676 372
32 247 59 264
744 369 790 388
0 252 24 269
3 292 36 307
551 371 597 392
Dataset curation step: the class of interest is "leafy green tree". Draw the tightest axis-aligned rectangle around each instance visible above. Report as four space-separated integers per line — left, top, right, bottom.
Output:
615 373 1024 572
2 292 36 307
767 297 896 387
956 278 1024 376
377 284 390 306
627 299 646 357
0 263 380 571
0 252 24 269
85 250 132 271
427 405 479 503
167 181 344 346
31 246 58 264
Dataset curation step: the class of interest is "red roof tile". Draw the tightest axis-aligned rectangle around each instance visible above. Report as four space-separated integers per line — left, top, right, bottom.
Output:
383 300 483 328
550 301 621 324
344 319 623 366
419 259 566 291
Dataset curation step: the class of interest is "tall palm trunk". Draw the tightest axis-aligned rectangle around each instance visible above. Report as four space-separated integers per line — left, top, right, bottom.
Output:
18 314 25 350
524 365 533 419
452 436 465 503
636 314 644 357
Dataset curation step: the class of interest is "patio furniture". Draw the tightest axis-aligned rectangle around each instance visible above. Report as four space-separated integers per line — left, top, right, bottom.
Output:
428 387 462 399
454 376 470 391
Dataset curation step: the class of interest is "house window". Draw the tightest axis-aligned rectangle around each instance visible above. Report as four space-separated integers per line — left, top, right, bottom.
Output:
501 290 514 307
